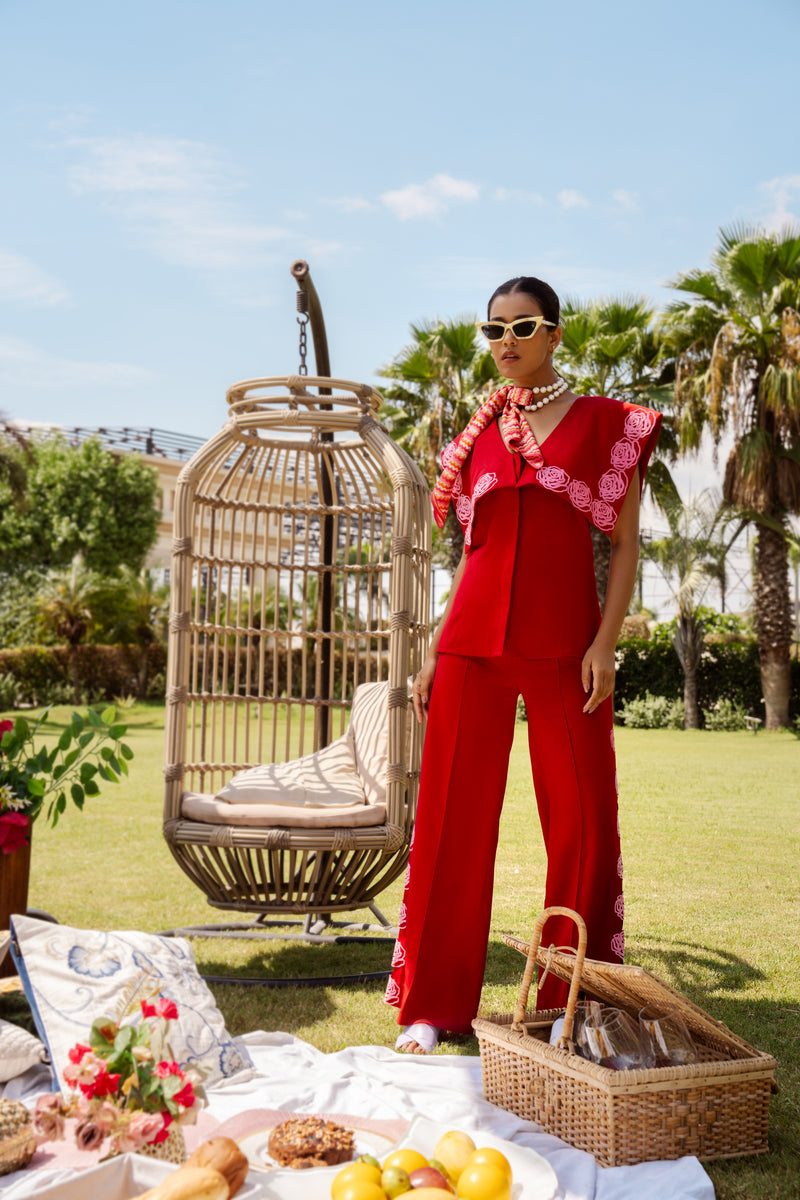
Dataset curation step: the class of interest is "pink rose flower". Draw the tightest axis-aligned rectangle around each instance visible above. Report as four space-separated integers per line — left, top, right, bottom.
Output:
74 1118 105 1152
32 1094 66 1145
623 409 656 439
0 812 30 855
150 1112 174 1145
598 469 627 503
590 500 617 531
610 438 639 471
567 479 592 510
93 1100 120 1133
113 1111 164 1153
455 494 472 524
536 465 570 492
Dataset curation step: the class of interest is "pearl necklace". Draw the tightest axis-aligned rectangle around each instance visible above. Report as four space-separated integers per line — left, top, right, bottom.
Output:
520 378 568 411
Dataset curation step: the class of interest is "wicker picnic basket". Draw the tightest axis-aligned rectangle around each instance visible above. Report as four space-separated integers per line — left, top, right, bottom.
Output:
473 907 777 1166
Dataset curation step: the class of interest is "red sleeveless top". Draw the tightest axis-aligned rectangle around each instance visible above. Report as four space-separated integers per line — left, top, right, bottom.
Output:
436 396 662 660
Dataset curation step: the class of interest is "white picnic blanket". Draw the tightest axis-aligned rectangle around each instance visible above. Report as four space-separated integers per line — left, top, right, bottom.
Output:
1 1031 714 1199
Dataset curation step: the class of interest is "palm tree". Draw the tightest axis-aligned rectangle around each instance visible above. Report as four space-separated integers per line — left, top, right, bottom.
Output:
661 224 800 728
558 296 677 603
104 567 170 697
643 489 745 727
37 554 107 703
378 318 499 570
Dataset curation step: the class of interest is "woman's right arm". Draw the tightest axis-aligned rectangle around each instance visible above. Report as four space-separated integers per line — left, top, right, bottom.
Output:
412 550 467 723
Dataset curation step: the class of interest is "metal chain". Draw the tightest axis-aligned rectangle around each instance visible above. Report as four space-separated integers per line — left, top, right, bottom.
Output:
296 290 309 376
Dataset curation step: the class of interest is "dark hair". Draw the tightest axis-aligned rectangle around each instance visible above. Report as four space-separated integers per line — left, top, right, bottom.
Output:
487 276 560 326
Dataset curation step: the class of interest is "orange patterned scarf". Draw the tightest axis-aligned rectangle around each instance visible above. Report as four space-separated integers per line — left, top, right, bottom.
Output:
431 385 545 528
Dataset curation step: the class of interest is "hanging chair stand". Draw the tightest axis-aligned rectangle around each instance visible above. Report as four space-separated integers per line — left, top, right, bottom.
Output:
160 262 431 987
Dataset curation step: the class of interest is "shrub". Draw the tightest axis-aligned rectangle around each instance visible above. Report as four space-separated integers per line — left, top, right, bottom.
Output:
619 692 685 729
0 644 167 706
702 698 748 731
0 672 18 711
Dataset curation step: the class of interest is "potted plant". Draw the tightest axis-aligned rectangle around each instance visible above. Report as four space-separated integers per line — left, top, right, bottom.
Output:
0 707 133 945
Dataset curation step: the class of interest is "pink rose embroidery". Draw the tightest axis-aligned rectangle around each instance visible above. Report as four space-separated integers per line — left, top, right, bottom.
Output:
610 438 639 471
536 465 570 492
611 931 625 960
617 853 624 878
624 409 656 439
598 469 627 502
590 499 616 530
384 977 400 1005
472 471 497 499
397 901 407 929
567 479 592 510
391 940 406 968
455 494 472 524
451 471 463 497
614 894 625 920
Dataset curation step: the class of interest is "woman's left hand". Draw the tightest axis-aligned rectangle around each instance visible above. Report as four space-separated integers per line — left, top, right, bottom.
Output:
581 639 616 714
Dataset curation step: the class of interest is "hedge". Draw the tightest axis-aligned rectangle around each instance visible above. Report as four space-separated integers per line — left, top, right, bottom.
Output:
615 637 800 722
0 644 167 707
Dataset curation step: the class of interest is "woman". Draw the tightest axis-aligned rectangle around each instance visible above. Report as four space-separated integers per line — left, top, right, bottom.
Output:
385 276 662 1055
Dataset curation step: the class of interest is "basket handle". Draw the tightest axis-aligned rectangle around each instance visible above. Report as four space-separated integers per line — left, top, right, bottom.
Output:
510 906 588 1051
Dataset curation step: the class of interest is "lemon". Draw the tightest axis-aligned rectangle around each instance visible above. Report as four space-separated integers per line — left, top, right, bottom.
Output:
382 1148 429 1174
432 1130 476 1183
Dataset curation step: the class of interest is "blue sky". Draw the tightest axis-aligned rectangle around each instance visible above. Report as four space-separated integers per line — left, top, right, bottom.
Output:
1 0 798 449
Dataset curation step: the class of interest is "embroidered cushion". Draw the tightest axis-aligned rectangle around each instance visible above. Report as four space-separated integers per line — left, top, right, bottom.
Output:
10 915 255 1092
0 1016 47 1082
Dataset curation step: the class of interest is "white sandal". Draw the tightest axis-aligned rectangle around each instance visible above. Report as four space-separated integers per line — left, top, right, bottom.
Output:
395 1022 439 1054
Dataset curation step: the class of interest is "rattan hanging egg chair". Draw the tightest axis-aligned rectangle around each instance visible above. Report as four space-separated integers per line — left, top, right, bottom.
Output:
162 369 431 941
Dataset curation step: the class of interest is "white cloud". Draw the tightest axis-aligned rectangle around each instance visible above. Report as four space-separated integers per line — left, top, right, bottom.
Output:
0 335 155 389
557 189 590 210
759 175 800 232
611 189 639 212
64 134 290 271
0 251 69 306
494 187 546 205
322 196 374 214
381 173 480 220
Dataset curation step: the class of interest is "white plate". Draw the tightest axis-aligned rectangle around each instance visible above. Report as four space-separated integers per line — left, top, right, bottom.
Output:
239 1114 559 1200
389 1115 560 1200
238 1122 396 1174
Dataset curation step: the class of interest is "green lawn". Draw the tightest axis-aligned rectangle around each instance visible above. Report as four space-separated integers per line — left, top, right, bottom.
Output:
9 702 800 1199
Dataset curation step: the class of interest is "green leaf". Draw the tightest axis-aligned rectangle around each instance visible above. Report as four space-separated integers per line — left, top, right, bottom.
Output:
87 708 104 728
79 762 98 781
120 743 134 761
106 754 121 775
108 724 128 740
78 731 95 749
71 782 84 808
100 746 114 761
58 728 72 751
83 779 100 796
63 748 80 770
117 757 129 776
113 1025 137 1053
26 778 45 796
97 764 112 782
101 707 116 726
55 793 66 814
51 763 66 782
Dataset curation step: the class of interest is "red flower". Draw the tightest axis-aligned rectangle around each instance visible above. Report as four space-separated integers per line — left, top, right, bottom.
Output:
154 1060 182 1079
86 1069 121 1098
172 1080 195 1110
0 719 13 742
67 1043 92 1065
0 812 30 855
151 1111 174 1144
141 997 179 1021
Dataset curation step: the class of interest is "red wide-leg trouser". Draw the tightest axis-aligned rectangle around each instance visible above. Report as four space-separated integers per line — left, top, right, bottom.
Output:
385 652 623 1034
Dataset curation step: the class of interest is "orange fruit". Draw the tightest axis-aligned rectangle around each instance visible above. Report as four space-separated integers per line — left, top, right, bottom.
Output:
332 1160 383 1195
462 1147 513 1183
456 1161 512 1200
382 1148 429 1174
432 1130 476 1182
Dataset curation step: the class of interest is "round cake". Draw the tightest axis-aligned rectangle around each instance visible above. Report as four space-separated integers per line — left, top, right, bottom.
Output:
267 1117 355 1168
